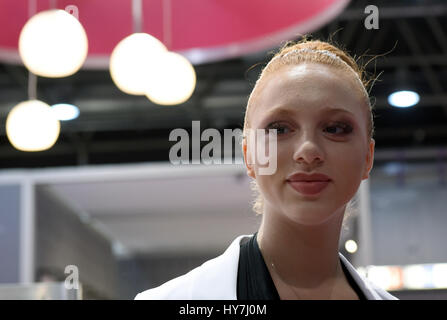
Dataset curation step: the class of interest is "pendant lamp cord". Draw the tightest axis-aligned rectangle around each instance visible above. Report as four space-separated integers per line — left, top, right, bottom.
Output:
163 0 172 50
132 0 143 33
28 73 37 100
27 0 37 100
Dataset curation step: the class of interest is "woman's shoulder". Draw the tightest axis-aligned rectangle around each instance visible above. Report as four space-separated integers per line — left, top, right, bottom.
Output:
134 234 253 300
134 267 199 300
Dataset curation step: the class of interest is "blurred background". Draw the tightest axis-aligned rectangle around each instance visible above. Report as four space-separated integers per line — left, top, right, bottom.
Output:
0 0 446 299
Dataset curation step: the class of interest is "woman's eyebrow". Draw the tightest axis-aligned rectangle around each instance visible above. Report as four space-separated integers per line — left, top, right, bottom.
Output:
265 106 356 118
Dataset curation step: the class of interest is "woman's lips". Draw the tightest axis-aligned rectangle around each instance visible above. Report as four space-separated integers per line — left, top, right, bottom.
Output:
287 180 330 196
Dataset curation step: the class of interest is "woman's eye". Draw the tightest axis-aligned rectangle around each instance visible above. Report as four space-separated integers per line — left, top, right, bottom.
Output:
325 122 353 135
265 122 290 135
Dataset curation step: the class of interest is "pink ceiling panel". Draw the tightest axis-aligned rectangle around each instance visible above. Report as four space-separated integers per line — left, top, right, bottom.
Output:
0 0 350 66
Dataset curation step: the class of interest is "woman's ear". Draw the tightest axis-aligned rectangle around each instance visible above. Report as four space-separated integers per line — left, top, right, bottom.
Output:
242 139 256 179
362 138 375 180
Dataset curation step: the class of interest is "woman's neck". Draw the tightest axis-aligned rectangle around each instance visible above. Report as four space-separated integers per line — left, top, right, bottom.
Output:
256 205 346 290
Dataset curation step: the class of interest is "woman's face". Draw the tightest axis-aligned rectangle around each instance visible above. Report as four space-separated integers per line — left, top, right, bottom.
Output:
243 62 375 225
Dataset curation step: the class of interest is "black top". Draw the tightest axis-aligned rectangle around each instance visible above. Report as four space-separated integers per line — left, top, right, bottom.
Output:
236 232 368 300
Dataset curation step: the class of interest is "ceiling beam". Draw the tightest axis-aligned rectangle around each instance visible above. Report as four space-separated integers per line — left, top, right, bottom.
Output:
396 19 447 117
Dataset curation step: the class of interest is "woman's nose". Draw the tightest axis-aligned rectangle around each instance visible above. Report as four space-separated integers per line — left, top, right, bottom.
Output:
292 138 324 165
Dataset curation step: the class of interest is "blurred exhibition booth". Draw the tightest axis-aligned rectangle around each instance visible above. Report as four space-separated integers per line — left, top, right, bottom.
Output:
1 0 447 299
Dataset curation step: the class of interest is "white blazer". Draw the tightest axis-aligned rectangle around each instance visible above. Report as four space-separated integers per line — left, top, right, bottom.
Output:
135 234 398 300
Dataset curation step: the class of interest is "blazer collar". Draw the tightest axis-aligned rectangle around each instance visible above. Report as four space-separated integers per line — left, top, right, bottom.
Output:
190 234 249 299
190 234 383 300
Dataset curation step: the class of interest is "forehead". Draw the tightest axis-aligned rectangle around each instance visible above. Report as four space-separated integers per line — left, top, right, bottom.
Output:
250 63 367 122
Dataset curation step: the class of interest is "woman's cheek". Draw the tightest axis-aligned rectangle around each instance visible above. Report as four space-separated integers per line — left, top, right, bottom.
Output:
340 154 366 187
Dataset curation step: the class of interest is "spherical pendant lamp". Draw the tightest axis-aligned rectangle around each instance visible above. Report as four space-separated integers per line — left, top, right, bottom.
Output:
18 9 88 78
110 33 167 95
6 100 60 151
145 52 196 105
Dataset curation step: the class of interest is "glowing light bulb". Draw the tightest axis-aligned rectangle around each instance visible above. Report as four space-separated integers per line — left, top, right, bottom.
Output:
51 103 80 121
110 33 167 95
345 239 358 253
146 52 196 105
6 100 60 151
145 51 196 105
19 9 88 77
388 90 420 108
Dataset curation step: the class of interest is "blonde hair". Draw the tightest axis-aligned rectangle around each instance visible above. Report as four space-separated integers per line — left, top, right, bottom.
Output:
243 37 379 226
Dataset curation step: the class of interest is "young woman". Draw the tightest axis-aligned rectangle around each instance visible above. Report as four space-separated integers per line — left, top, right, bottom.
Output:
135 38 397 300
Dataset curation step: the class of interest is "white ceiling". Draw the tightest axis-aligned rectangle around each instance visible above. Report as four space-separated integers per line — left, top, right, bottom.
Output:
33 162 261 256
